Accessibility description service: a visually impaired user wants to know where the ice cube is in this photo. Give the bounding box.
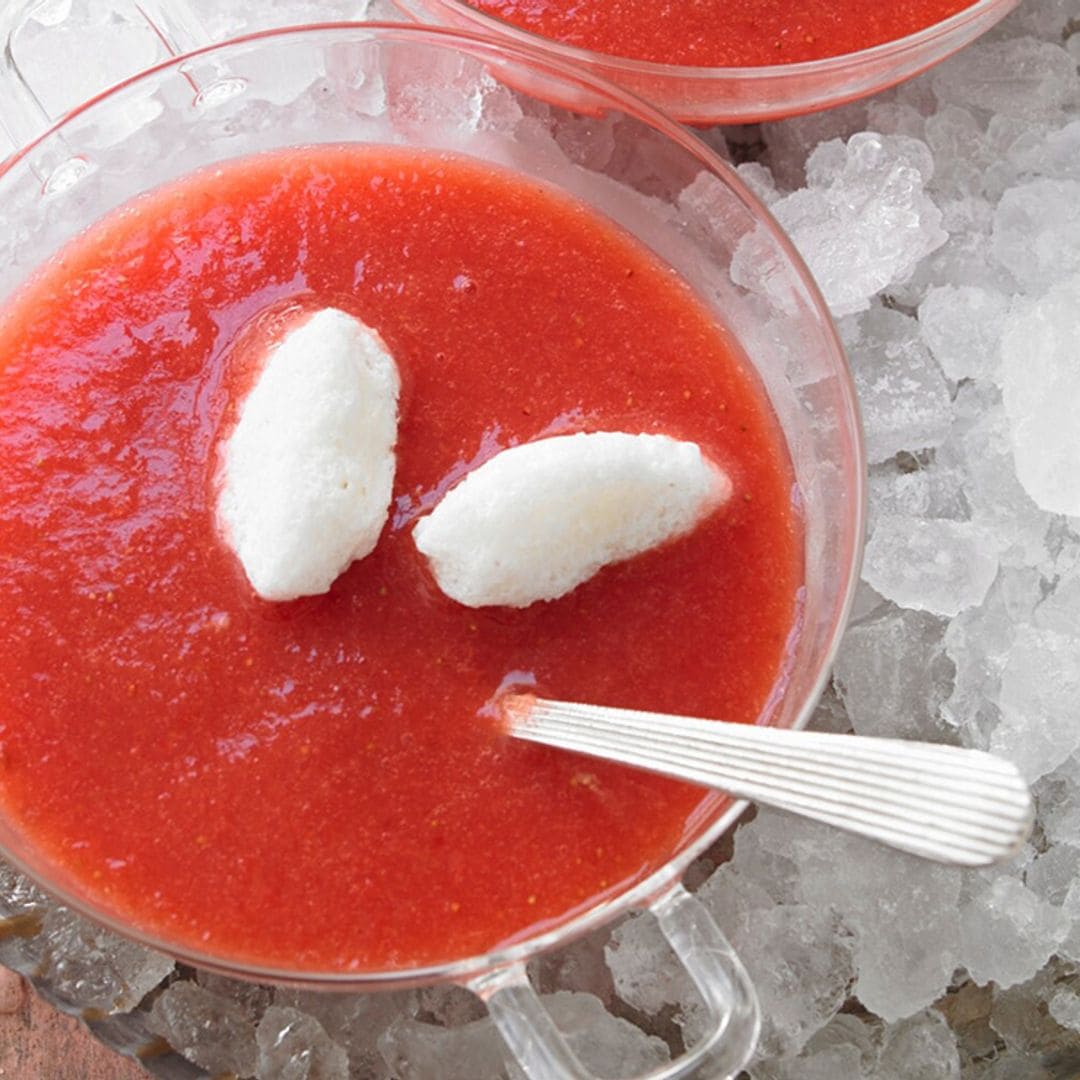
[958,876,1069,989]
[862,516,998,618]
[848,307,954,463]
[866,102,927,140]
[866,458,968,532]
[875,1010,961,1079]
[937,195,995,239]
[993,623,1080,780]
[256,1005,349,1080]
[982,113,1060,203]
[811,681,856,735]
[849,581,890,629]
[761,102,871,189]
[932,38,1076,120]
[196,970,272,1022]
[795,831,962,1021]
[380,992,669,1080]
[918,284,1007,382]
[1005,0,1080,40]
[277,989,417,1080]
[732,162,780,207]
[541,991,670,1077]
[551,112,618,172]
[762,134,946,317]
[1032,560,1080,634]
[378,1015,507,1080]
[721,814,804,907]
[148,981,259,1077]
[1035,756,1080,852]
[1048,989,1080,1032]
[1005,118,1080,183]
[993,180,1080,294]
[975,1048,1058,1077]
[194,0,380,39]
[989,959,1080,1054]
[833,607,955,740]
[37,907,173,1015]
[900,225,1018,301]
[0,861,51,917]
[941,577,1017,749]
[10,0,164,120]
[605,912,707,1046]
[999,274,1080,516]
[749,1015,877,1080]
[698,868,855,1059]
[936,386,1052,567]
[1025,842,1080,916]
[924,107,990,199]
[719,810,960,1023]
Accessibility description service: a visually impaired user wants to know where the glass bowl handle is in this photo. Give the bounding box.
[0,0,238,188]
[468,883,761,1080]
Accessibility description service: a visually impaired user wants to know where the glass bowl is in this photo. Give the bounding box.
[0,12,864,1078]
[394,0,1022,124]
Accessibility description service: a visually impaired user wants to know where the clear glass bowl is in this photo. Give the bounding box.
[394,0,1021,124]
[0,14,864,1078]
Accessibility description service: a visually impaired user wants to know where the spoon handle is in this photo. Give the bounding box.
[505,695,1033,867]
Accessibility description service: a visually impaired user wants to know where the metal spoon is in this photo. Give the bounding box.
[504,694,1033,867]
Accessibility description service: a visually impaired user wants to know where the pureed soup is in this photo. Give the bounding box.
[462,0,978,66]
[0,146,801,972]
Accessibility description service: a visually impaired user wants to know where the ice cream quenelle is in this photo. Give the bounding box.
[217,308,400,602]
[414,431,731,608]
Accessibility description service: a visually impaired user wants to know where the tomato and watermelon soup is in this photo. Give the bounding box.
[461,0,978,66]
[0,146,801,973]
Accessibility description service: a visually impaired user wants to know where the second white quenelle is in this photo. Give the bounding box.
[414,431,731,608]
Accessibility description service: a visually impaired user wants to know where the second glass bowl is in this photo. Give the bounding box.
[394,0,1021,124]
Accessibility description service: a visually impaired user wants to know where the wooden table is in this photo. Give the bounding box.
[0,969,145,1079]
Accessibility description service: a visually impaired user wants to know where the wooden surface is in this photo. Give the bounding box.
[0,968,146,1080]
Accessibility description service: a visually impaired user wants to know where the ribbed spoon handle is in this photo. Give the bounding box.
[505,696,1033,867]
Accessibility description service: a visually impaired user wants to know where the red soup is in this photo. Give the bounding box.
[0,146,801,972]
[462,0,978,67]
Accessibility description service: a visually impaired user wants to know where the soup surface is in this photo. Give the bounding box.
[0,146,801,971]
[462,0,977,66]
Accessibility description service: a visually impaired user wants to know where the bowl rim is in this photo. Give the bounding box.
[0,19,866,990]
[392,0,1017,81]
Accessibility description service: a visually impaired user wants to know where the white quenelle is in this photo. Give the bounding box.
[218,308,400,602]
[413,431,731,609]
